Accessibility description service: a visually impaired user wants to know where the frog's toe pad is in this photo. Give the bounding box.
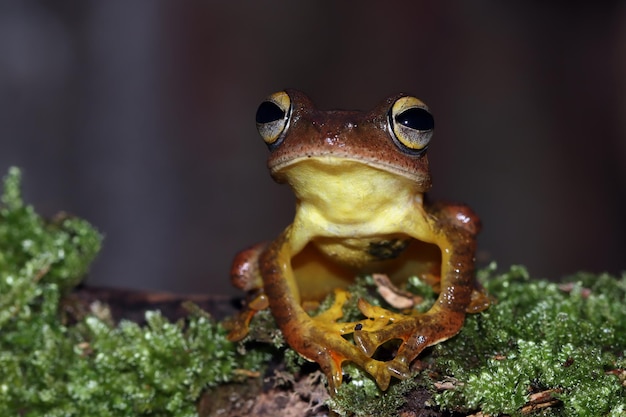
[387,358,410,380]
[364,360,392,391]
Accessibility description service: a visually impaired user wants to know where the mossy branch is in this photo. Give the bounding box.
[0,168,271,416]
[0,167,624,416]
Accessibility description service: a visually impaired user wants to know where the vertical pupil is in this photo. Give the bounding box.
[395,108,434,131]
[256,101,285,124]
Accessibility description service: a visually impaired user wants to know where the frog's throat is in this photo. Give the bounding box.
[276,157,428,236]
[270,155,432,192]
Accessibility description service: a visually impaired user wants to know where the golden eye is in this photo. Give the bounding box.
[256,91,292,147]
[389,96,434,154]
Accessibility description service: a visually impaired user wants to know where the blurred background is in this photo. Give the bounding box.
[1,1,625,295]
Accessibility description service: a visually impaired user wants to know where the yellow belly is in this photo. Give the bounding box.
[313,235,411,269]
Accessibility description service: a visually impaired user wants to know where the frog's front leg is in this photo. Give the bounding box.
[260,228,397,392]
[354,202,489,377]
[226,242,270,341]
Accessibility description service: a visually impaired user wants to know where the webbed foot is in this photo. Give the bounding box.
[353,298,466,374]
[283,289,413,392]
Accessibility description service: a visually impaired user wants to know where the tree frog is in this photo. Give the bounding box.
[228,90,489,393]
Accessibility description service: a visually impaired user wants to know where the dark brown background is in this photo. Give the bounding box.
[1,1,625,295]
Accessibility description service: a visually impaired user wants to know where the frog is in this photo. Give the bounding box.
[228,89,489,393]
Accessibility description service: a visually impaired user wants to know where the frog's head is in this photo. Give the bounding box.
[255,89,434,194]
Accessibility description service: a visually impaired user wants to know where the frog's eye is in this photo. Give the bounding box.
[389,96,434,155]
[256,91,292,148]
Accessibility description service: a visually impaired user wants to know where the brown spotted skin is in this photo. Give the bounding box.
[228,90,490,393]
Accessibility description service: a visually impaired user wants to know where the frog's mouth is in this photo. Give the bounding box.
[270,153,432,192]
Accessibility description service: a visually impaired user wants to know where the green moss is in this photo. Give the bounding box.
[0,168,272,416]
[327,364,420,417]
[0,167,102,329]
[433,264,626,416]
